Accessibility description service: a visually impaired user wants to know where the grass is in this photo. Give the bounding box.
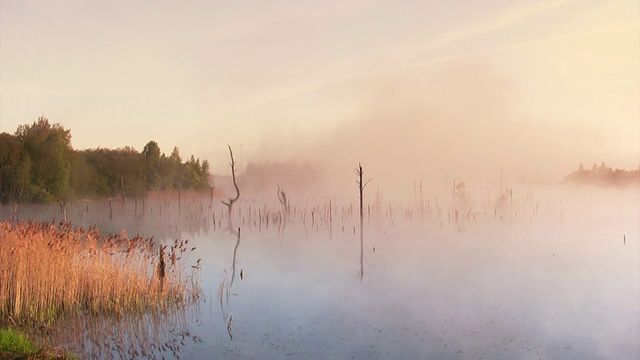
[0,326,74,359]
[0,220,201,326]
[0,327,34,354]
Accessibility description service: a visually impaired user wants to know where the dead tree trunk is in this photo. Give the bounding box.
[356,163,371,282]
[221,145,240,232]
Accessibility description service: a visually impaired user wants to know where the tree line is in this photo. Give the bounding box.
[564,162,640,187]
[0,117,211,204]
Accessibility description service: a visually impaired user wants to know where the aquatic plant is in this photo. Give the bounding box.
[0,220,201,326]
[0,326,74,359]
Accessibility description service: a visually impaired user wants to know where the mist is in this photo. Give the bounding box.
[233,57,634,201]
[2,2,638,359]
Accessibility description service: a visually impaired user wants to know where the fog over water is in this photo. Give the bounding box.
[238,57,638,201]
[1,0,638,358]
[3,183,638,359]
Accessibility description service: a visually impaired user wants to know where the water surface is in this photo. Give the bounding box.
[3,186,638,359]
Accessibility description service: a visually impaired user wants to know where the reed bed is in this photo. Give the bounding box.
[0,220,201,326]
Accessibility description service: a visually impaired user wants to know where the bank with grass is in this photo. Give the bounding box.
[0,326,74,359]
[0,220,202,357]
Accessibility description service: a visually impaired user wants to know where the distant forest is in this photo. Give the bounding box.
[0,117,211,204]
[564,162,640,187]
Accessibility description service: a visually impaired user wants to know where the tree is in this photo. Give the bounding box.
[221,145,240,232]
[164,147,186,190]
[83,148,117,197]
[115,147,145,198]
[142,141,161,161]
[142,141,161,190]
[15,117,72,202]
[170,146,182,163]
[67,150,98,199]
[0,133,30,203]
[3,118,216,202]
[186,156,210,190]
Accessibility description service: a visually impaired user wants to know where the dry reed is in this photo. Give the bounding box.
[0,220,201,326]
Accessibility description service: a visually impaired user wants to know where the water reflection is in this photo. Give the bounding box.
[40,304,198,359]
[0,193,217,239]
[230,227,241,288]
[1,185,639,359]
[217,226,242,335]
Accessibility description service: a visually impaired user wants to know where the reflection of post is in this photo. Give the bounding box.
[221,145,240,232]
[356,163,371,282]
[329,199,333,240]
[277,185,290,223]
[218,270,230,319]
[230,227,241,288]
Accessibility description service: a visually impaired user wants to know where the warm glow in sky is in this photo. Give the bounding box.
[1,0,638,182]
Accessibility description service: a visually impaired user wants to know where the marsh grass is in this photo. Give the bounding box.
[0,220,201,327]
[0,326,73,359]
[0,327,35,354]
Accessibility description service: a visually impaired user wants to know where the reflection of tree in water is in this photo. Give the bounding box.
[218,227,241,340]
[218,270,231,320]
[0,193,217,240]
[230,227,241,288]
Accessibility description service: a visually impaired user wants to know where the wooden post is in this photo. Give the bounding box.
[356,163,371,282]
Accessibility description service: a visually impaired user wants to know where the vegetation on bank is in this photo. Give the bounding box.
[0,117,211,204]
[0,327,74,359]
[564,162,640,187]
[0,221,201,327]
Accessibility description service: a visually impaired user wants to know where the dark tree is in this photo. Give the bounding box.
[14,117,72,202]
[2,118,214,203]
[0,133,30,203]
[142,141,161,190]
[221,145,240,232]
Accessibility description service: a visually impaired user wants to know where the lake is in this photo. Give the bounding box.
[2,184,638,359]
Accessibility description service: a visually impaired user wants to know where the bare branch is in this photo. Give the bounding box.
[228,145,240,203]
[364,178,373,189]
[220,145,241,231]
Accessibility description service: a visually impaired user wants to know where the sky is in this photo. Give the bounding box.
[1,0,638,188]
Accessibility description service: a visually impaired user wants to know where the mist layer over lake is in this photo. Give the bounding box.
[2,185,638,359]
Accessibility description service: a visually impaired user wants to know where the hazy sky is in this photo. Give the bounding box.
[1,0,638,183]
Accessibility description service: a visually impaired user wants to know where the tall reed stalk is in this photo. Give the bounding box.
[0,221,200,326]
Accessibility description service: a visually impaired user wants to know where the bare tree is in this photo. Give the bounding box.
[356,163,372,282]
[221,145,240,231]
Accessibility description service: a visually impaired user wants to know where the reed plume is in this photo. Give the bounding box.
[0,221,200,326]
